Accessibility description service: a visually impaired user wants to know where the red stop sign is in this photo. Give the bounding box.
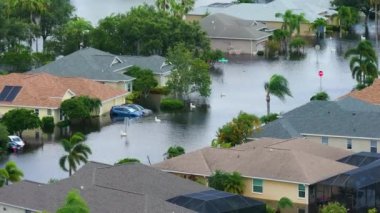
[318,70,324,77]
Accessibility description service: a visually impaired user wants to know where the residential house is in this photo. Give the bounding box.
[154,137,356,212]
[0,73,128,123]
[187,0,336,36]
[0,162,266,213]
[253,99,380,153]
[120,55,172,86]
[199,13,272,55]
[31,47,134,91]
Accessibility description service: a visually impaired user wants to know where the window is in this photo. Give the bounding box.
[347,139,352,150]
[371,140,378,153]
[322,136,328,145]
[47,109,52,116]
[298,184,306,198]
[34,109,39,116]
[252,179,263,193]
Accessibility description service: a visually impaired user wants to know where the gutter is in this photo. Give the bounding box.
[301,133,380,141]
[0,201,41,213]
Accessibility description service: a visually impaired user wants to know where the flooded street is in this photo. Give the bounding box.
[0,37,357,182]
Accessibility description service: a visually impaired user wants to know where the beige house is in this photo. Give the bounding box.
[253,97,380,154]
[199,13,271,55]
[0,73,128,123]
[188,0,337,36]
[154,137,356,212]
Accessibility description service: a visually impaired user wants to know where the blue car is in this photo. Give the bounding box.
[110,105,143,117]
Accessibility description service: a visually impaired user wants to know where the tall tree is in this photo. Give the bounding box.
[336,6,359,35]
[59,132,92,176]
[125,66,158,98]
[344,40,378,86]
[166,43,211,99]
[264,74,292,115]
[0,161,24,187]
[1,108,40,138]
[57,189,90,213]
[208,170,245,195]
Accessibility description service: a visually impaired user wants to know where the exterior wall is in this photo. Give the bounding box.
[210,38,266,55]
[242,178,309,205]
[265,21,313,36]
[185,14,204,22]
[0,106,60,123]
[0,204,31,213]
[100,95,127,115]
[102,81,133,92]
[304,135,378,153]
[154,74,169,86]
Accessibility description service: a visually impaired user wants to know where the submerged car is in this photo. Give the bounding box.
[124,104,152,116]
[8,135,25,150]
[110,105,144,117]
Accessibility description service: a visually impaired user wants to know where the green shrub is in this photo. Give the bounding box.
[260,113,279,124]
[321,202,347,213]
[115,158,140,165]
[310,91,330,101]
[56,120,70,128]
[160,98,184,111]
[326,25,340,32]
[369,208,378,213]
[126,91,141,103]
[164,145,185,159]
[257,50,264,56]
[41,116,55,134]
[150,86,171,95]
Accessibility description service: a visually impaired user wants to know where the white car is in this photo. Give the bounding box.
[8,135,25,150]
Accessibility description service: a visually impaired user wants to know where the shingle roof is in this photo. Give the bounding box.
[343,79,380,105]
[120,55,172,75]
[0,73,128,108]
[0,162,210,213]
[254,100,380,139]
[200,13,271,40]
[190,0,335,23]
[154,138,356,184]
[31,47,134,82]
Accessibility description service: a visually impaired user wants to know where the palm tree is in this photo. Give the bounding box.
[0,161,24,186]
[164,145,185,159]
[264,74,292,116]
[311,18,328,39]
[345,40,378,86]
[224,172,245,195]
[59,132,92,176]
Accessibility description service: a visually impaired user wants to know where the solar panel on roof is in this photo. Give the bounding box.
[4,86,22,102]
[0,86,13,101]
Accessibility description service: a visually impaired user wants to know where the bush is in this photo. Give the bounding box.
[160,98,185,111]
[257,50,264,56]
[310,91,330,101]
[260,113,279,124]
[126,91,141,103]
[0,124,9,153]
[320,202,347,213]
[165,145,185,159]
[150,86,171,95]
[41,116,55,134]
[326,25,340,32]
[208,170,245,194]
[115,158,140,165]
[56,120,70,128]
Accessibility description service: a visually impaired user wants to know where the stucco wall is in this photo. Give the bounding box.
[265,21,313,36]
[305,135,376,153]
[101,96,126,115]
[103,81,133,92]
[242,178,309,205]
[185,14,204,22]
[0,106,60,123]
[210,38,265,55]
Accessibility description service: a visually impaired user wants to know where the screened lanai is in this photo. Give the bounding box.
[311,153,380,213]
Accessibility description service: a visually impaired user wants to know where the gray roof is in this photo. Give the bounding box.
[120,55,172,75]
[31,47,134,82]
[0,162,211,213]
[200,13,271,40]
[190,0,335,23]
[254,99,380,139]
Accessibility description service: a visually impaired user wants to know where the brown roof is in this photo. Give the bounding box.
[0,73,128,108]
[154,138,357,184]
[344,79,380,105]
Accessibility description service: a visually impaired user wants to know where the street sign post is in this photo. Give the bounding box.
[318,70,324,91]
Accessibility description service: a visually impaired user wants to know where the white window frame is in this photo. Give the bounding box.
[252,179,263,194]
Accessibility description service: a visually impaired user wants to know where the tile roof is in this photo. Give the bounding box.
[31,47,135,82]
[344,79,380,105]
[0,162,209,213]
[190,0,335,22]
[154,138,356,184]
[253,100,380,139]
[0,73,128,108]
[200,13,271,40]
